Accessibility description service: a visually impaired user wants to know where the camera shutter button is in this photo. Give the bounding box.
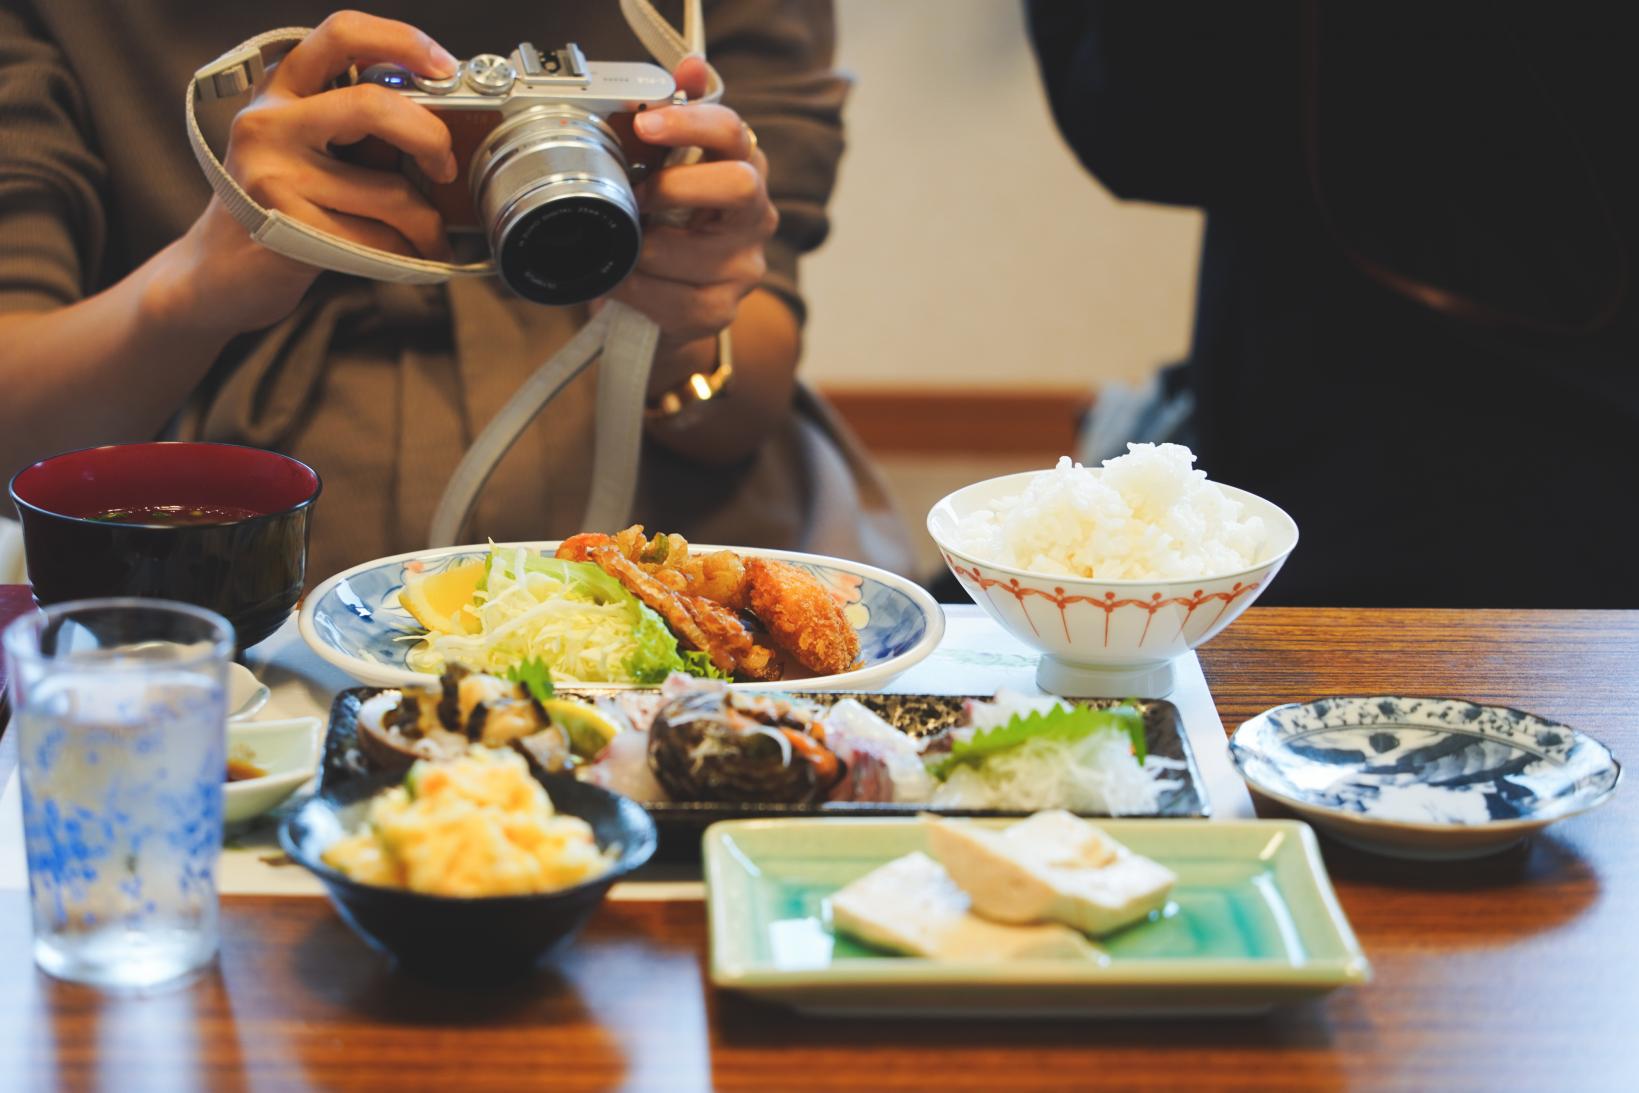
[464,54,516,95]
[412,67,464,94]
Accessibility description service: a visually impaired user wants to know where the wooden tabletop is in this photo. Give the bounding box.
[1,607,1633,1092]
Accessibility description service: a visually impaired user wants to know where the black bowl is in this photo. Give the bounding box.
[9,442,320,650]
[279,769,658,981]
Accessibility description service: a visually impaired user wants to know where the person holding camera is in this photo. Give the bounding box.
[0,3,910,583]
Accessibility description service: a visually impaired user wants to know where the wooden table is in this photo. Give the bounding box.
[1,608,1633,1091]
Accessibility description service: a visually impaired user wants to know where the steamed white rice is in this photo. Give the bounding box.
[954,444,1265,580]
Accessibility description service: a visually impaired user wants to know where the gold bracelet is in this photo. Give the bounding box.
[643,330,735,424]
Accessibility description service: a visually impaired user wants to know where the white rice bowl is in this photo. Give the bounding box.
[953,444,1266,581]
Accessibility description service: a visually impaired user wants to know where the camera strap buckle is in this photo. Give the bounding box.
[193,45,266,102]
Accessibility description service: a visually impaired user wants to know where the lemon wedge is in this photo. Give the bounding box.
[401,561,485,635]
[540,699,622,758]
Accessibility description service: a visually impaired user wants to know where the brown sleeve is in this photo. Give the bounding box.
[0,1,108,313]
[704,0,848,326]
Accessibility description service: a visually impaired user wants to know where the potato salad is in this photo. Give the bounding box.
[323,747,610,897]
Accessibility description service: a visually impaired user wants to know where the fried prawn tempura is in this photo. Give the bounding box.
[559,527,855,679]
[744,558,860,676]
[583,544,719,667]
[561,527,748,607]
[681,594,781,682]
[561,539,780,681]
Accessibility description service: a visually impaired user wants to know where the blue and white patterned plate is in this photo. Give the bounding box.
[1230,696,1621,860]
[298,541,944,692]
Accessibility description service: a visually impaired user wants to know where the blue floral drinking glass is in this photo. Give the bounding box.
[2,599,232,989]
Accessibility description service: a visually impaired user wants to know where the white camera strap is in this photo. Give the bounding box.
[183,0,718,545]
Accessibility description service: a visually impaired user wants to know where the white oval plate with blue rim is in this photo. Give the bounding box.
[1230,696,1621,860]
[298,541,944,692]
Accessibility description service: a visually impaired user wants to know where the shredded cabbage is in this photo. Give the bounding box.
[929,728,1164,815]
[404,546,724,684]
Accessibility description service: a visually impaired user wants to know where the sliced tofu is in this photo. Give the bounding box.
[828,852,1101,961]
[923,811,1176,937]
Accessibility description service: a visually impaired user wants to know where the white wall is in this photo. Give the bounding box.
[802,0,1204,390]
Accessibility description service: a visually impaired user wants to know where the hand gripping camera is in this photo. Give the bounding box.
[355,43,680,305]
[186,3,720,548]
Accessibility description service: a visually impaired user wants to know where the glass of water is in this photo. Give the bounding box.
[2,598,233,989]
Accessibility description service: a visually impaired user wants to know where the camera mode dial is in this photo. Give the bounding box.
[464,54,516,96]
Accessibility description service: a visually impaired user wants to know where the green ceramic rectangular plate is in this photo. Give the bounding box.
[704,818,1369,1018]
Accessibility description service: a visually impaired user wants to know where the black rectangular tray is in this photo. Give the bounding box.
[321,687,1209,849]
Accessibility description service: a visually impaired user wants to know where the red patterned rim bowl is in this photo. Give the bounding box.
[926,471,1299,698]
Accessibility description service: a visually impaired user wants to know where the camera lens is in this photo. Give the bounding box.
[496,194,640,305]
[471,107,642,305]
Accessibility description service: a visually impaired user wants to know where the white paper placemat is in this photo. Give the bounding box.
[0,607,1251,899]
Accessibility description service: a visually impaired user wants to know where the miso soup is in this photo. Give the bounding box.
[86,504,262,526]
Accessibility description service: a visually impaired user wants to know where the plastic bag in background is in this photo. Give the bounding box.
[1076,361,1196,467]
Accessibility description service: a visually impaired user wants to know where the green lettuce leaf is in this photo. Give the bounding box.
[928,703,1147,779]
[519,553,728,683]
[519,553,626,601]
[679,648,730,681]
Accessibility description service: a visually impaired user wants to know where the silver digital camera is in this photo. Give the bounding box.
[355,43,679,305]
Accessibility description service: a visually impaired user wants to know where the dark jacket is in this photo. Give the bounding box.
[1030,1,1639,606]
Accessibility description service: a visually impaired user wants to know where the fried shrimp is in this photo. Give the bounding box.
[686,596,781,681]
[744,558,860,676]
[559,527,849,680]
[555,533,615,563]
[690,549,750,608]
[560,526,749,607]
[586,546,725,672]
[586,545,779,680]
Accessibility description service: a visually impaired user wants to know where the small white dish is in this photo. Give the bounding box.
[224,716,323,826]
[226,661,271,722]
[1230,696,1622,860]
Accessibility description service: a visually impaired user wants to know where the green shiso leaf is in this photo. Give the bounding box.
[504,658,556,702]
[928,702,1147,779]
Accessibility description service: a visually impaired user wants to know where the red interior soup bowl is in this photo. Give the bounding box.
[9,442,321,649]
